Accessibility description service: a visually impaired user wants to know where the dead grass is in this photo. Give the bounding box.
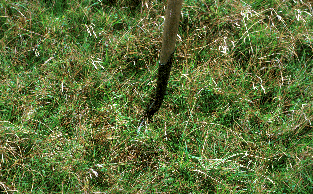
[0,0,312,193]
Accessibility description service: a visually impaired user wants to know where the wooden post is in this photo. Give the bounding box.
[143,0,183,121]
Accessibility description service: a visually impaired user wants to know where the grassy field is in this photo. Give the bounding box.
[1,0,312,193]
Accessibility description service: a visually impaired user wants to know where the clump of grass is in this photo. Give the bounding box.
[0,0,312,192]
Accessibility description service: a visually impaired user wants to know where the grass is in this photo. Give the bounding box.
[0,0,312,193]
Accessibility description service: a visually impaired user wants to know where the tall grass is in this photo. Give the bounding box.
[0,0,312,192]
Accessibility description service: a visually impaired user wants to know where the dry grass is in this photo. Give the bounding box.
[0,0,312,193]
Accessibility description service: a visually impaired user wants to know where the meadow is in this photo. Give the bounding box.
[0,0,312,192]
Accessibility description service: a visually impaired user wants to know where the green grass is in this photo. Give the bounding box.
[0,0,312,192]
